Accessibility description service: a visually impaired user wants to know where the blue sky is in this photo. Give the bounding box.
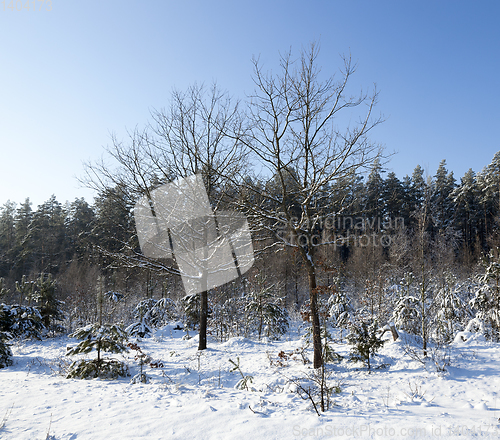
[1,0,499,208]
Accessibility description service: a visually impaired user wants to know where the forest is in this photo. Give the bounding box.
[1,46,500,378]
[1,152,500,351]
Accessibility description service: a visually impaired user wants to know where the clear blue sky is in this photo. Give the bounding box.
[1,0,499,208]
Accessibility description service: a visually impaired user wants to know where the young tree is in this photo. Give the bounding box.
[82,84,247,351]
[245,276,289,340]
[470,249,500,341]
[66,323,129,379]
[348,319,384,371]
[236,43,382,368]
[35,273,65,334]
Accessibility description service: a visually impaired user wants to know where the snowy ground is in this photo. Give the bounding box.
[1,324,500,439]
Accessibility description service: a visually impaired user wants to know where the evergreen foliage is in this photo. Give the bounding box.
[66,323,129,379]
[432,273,470,344]
[0,303,44,339]
[348,320,384,371]
[0,330,13,368]
[34,273,65,334]
[126,298,177,337]
[245,278,289,340]
[469,250,500,341]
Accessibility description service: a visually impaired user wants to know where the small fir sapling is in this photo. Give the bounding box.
[66,279,129,379]
[182,294,212,332]
[245,278,289,340]
[126,298,178,337]
[34,273,65,335]
[348,320,385,371]
[66,323,129,379]
[1,303,44,339]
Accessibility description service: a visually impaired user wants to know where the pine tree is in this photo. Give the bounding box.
[348,319,384,371]
[364,158,386,222]
[383,172,405,222]
[392,272,421,335]
[433,272,469,343]
[35,273,65,334]
[245,278,289,340]
[451,169,482,263]
[0,201,16,277]
[65,198,95,262]
[431,160,456,232]
[469,249,500,341]
[11,198,33,279]
[26,196,67,274]
[0,331,12,368]
[126,297,177,337]
[0,303,44,339]
[477,151,500,242]
[327,288,353,330]
[66,323,129,379]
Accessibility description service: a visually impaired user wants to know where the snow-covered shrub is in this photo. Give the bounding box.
[245,280,289,340]
[469,250,500,341]
[392,272,421,335]
[66,323,129,379]
[327,289,354,329]
[0,303,44,339]
[432,273,470,344]
[0,331,13,368]
[126,298,178,337]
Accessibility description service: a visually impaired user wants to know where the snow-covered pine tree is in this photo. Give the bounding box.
[347,319,384,371]
[327,287,353,330]
[392,272,421,335]
[432,272,470,344]
[0,303,44,339]
[245,278,289,340]
[0,330,12,368]
[126,298,178,337]
[469,249,500,341]
[35,273,65,335]
[66,323,129,379]
[182,293,201,331]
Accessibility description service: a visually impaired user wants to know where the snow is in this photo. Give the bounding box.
[1,324,500,439]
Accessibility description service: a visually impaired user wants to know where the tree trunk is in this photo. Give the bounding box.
[198,290,208,350]
[307,263,323,369]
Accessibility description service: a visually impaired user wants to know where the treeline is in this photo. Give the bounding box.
[0,151,499,308]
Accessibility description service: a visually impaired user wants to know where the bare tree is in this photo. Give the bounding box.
[236,43,382,368]
[82,83,248,350]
